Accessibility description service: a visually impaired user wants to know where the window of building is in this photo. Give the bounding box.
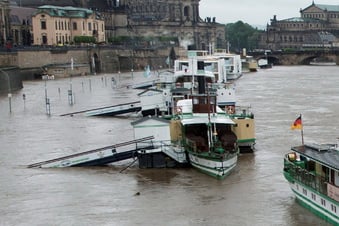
[55,21,57,30]
[321,199,326,206]
[184,6,190,19]
[41,21,46,30]
[42,34,47,44]
[73,22,77,30]
[88,22,92,31]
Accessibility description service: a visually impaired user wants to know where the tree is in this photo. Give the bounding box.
[74,36,96,44]
[226,21,263,53]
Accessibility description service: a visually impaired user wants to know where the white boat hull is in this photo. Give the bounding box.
[188,152,237,179]
[288,181,339,224]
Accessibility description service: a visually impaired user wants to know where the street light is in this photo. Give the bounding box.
[0,69,12,113]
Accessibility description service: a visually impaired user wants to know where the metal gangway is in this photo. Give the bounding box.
[27,136,154,168]
[60,101,142,117]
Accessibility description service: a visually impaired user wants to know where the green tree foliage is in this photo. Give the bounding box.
[73,36,96,44]
[226,21,262,53]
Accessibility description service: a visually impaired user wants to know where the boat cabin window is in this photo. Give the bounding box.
[306,160,315,172]
[197,61,204,70]
[176,62,189,72]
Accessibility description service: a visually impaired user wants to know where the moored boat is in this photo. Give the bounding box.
[242,56,258,72]
[132,69,239,179]
[176,97,238,179]
[283,143,339,225]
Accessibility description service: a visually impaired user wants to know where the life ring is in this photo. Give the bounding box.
[227,106,235,114]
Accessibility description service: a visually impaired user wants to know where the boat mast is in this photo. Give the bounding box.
[206,81,213,151]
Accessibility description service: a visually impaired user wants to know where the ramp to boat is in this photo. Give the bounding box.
[27,136,154,168]
[60,101,142,117]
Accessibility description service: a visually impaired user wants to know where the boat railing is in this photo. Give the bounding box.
[160,140,187,163]
[234,106,254,118]
[284,157,329,196]
[185,138,197,152]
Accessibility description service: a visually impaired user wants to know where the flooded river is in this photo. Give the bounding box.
[1,66,337,226]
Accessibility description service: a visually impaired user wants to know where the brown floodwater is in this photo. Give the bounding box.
[1,66,337,226]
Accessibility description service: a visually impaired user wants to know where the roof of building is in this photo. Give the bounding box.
[12,0,113,9]
[32,5,97,18]
[9,6,35,25]
[12,0,79,7]
[279,17,325,23]
[315,4,339,12]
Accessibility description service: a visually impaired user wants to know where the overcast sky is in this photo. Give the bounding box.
[199,0,332,27]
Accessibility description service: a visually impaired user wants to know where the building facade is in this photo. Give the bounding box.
[260,2,339,50]
[9,5,35,46]
[31,5,105,45]
[0,0,10,46]
[15,0,226,51]
[121,0,226,50]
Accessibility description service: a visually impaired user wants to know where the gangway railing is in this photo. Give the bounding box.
[60,101,141,117]
[27,136,154,168]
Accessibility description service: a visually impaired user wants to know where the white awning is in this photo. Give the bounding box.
[181,116,234,125]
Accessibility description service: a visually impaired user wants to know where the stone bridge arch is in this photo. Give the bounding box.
[251,50,339,65]
[297,52,338,65]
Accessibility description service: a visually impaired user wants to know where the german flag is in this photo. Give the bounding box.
[291,115,302,130]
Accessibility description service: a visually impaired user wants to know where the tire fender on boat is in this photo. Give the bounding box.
[227,106,235,114]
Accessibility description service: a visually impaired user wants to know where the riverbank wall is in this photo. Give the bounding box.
[0,46,182,93]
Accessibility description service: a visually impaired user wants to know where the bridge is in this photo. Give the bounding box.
[249,49,339,65]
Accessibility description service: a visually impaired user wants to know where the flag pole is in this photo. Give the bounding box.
[300,114,304,145]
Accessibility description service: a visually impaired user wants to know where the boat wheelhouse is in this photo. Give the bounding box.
[283,143,339,225]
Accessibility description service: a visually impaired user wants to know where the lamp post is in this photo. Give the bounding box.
[69,57,74,105]
[0,69,12,113]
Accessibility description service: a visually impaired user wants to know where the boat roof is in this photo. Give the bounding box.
[131,116,169,126]
[137,88,163,96]
[181,116,234,125]
[291,144,339,171]
[174,71,215,79]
